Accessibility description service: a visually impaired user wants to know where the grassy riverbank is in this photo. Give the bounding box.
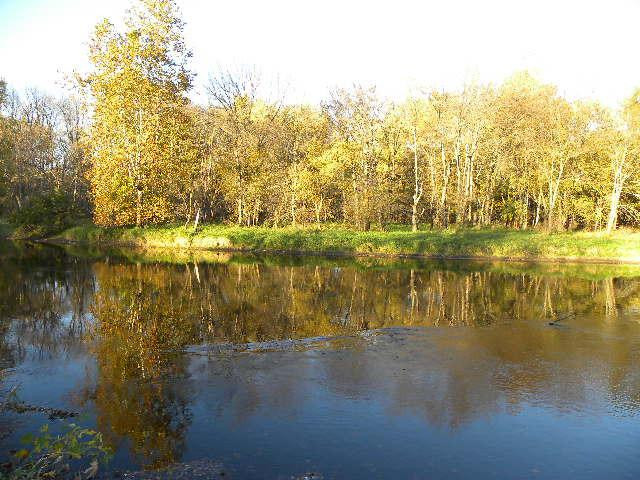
[52,224,640,263]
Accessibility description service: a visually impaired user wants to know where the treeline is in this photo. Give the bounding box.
[1,0,639,233]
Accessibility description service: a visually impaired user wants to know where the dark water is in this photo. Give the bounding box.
[1,241,640,479]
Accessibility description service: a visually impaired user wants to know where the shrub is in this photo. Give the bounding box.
[9,191,80,237]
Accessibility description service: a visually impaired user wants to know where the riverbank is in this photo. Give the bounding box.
[51,224,640,263]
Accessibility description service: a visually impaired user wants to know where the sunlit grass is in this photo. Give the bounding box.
[55,224,640,263]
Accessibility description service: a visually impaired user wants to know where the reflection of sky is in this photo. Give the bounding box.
[3,325,640,479]
[186,388,640,479]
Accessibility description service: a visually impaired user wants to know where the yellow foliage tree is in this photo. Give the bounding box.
[84,0,197,227]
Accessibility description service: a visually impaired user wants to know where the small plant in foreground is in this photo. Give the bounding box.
[1,423,112,480]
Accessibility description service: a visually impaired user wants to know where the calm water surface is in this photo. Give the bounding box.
[1,241,640,479]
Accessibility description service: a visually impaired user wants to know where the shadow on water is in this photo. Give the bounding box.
[1,240,640,479]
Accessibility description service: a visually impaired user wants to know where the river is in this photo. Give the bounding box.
[1,241,639,479]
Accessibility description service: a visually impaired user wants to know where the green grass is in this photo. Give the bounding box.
[53,223,640,263]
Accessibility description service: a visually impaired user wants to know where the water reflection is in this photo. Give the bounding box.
[1,242,640,478]
[89,257,640,342]
[0,242,93,367]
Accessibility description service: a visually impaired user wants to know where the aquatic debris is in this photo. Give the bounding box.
[118,459,226,479]
[1,385,78,420]
[2,400,78,420]
[547,312,576,327]
[294,473,324,480]
[183,327,417,356]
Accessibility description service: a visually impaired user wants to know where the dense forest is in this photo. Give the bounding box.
[1,0,639,234]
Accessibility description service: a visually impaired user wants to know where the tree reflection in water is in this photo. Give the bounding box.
[1,243,640,471]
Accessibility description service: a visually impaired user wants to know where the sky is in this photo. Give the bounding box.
[1,0,639,106]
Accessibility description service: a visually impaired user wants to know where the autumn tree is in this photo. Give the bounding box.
[84,0,197,227]
[205,69,285,226]
[0,79,10,208]
[606,89,640,232]
[324,86,385,230]
[276,105,330,225]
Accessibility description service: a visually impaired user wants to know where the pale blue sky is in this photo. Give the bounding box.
[1,0,639,106]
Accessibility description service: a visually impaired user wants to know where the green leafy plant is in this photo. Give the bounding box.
[1,423,112,480]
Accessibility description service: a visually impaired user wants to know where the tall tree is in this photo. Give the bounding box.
[324,86,384,230]
[84,0,196,226]
[606,89,640,233]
